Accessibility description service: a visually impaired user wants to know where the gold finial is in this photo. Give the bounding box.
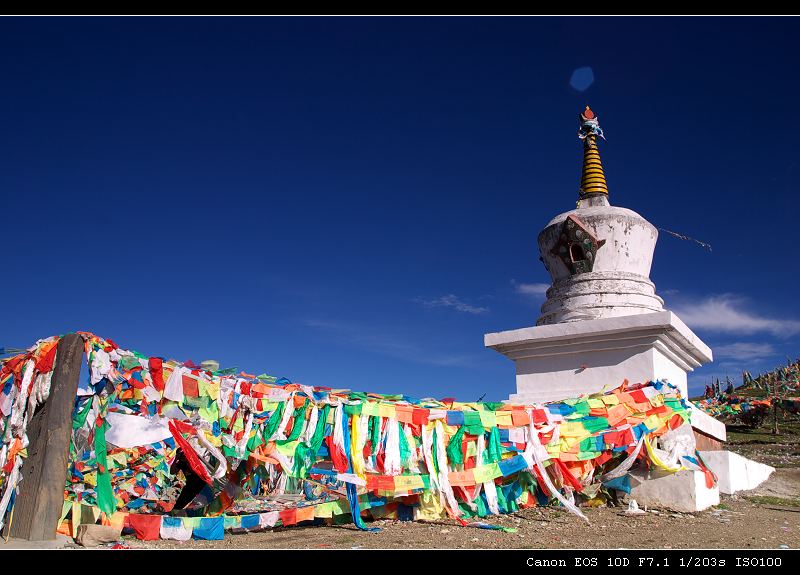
[578,106,608,199]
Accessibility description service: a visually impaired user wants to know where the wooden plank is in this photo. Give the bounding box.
[8,333,83,540]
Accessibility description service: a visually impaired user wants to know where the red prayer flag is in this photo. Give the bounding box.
[148,357,165,392]
[127,514,161,541]
[411,408,430,426]
[182,375,199,397]
[279,508,298,526]
[377,475,395,491]
[531,409,548,424]
[592,450,613,467]
[35,343,58,374]
[555,459,584,492]
[168,421,212,484]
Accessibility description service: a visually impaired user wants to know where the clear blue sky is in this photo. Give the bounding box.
[2,17,797,401]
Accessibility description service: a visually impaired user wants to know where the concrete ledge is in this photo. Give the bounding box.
[689,402,727,442]
[485,311,712,368]
[699,450,775,495]
[488,311,715,403]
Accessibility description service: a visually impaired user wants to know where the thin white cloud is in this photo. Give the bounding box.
[672,294,800,337]
[511,280,550,296]
[713,342,778,361]
[302,319,478,367]
[414,294,488,315]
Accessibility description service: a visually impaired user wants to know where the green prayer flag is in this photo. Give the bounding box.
[246,429,264,452]
[463,411,484,434]
[369,415,380,454]
[73,398,93,430]
[431,428,440,475]
[309,405,330,453]
[481,402,505,411]
[343,403,363,416]
[292,442,315,477]
[262,401,286,441]
[398,422,411,467]
[93,420,116,517]
[286,402,309,442]
[485,427,502,463]
[446,425,465,466]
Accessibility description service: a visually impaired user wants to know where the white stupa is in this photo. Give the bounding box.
[484,107,774,510]
[485,106,723,442]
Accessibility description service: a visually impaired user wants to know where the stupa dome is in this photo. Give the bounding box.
[536,107,664,325]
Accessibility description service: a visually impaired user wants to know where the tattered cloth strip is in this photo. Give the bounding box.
[2,333,697,540]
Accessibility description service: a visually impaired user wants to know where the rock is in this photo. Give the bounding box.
[75,524,122,547]
[625,500,646,515]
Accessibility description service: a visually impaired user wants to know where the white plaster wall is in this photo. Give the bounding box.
[538,272,664,325]
[490,312,712,405]
[652,347,688,398]
[539,205,658,283]
[535,200,666,325]
[510,347,658,404]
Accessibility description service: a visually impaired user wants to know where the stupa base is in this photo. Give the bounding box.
[486,311,726,443]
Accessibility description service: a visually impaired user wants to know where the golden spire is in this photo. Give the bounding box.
[578,106,608,199]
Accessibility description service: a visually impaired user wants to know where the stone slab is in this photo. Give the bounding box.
[629,469,719,513]
[699,450,775,495]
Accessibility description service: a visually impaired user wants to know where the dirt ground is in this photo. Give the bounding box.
[116,465,799,550]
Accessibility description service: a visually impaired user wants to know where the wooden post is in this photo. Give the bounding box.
[8,333,83,540]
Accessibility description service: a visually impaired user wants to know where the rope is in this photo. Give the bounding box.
[657,227,713,252]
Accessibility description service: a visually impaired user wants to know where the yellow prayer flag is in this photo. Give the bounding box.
[465,441,477,458]
[479,411,497,428]
[559,422,589,439]
[601,394,620,406]
[109,511,128,531]
[473,463,501,484]
[494,412,513,426]
[361,402,379,417]
[415,491,446,521]
[313,502,336,518]
[643,414,663,431]
[393,475,425,491]
[378,403,395,419]
[275,440,300,456]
